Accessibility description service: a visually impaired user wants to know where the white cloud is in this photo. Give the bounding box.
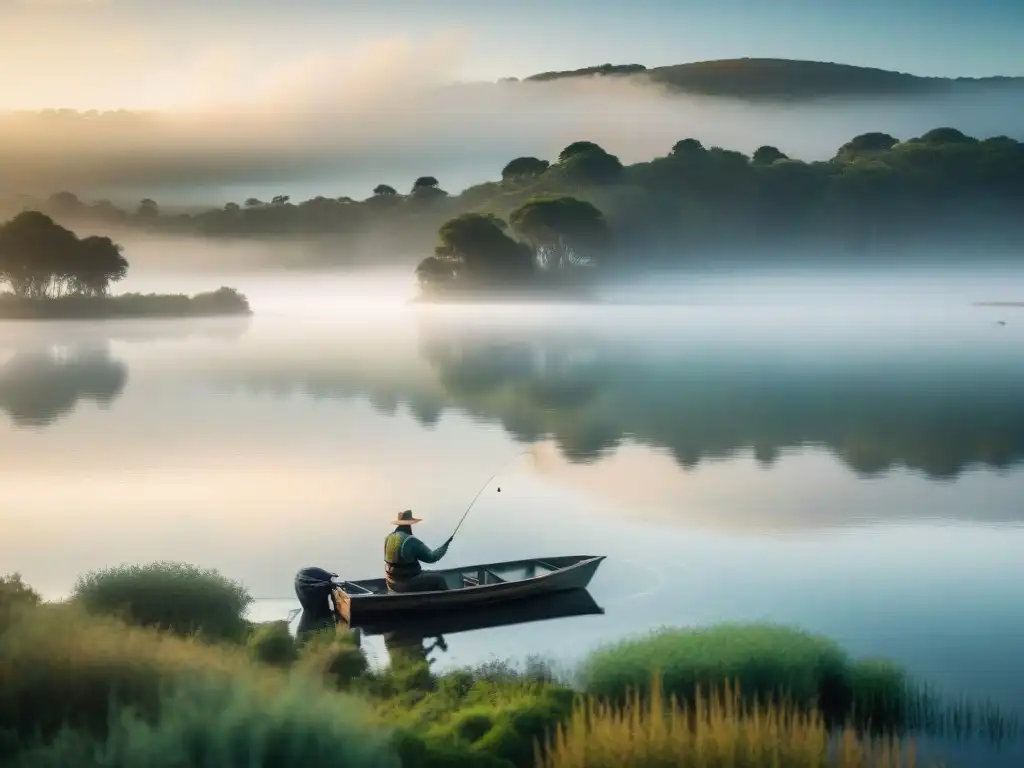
[0,31,1020,198]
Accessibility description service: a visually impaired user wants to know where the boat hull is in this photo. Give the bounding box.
[333,555,605,623]
[345,588,604,636]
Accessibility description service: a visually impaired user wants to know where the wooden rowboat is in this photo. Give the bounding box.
[331,555,605,623]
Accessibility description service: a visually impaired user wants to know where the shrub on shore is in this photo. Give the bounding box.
[578,623,914,731]
[0,573,41,627]
[3,569,1018,767]
[297,629,369,689]
[0,603,397,766]
[248,620,299,667]
[8,677,400,768]
[71,561,253,642]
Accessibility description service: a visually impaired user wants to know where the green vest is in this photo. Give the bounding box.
[384,531,422,583]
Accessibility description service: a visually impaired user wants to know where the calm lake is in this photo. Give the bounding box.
[2,267,1023,758]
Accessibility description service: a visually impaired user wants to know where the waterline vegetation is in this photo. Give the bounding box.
[0,564,1018,767]
[0,211,251,320]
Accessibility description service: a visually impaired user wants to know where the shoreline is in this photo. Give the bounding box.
[0,289,253,322]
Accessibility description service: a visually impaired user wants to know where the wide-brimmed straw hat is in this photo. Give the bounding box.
[390,509,423,526]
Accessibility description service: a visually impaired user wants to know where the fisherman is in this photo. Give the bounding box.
[384,509,452,593]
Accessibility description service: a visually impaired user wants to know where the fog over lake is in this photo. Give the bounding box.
[2,265,1023,761]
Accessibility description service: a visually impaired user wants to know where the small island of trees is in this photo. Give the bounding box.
[0,211,251,320]
[414,196,611,300]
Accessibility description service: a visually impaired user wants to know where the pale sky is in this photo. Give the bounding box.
[1,0,1022,110]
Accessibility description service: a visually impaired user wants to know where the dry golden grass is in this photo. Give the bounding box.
[538,676,938,768]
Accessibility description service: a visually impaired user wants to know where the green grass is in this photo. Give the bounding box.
[8,677,400,768]
[0,602,399,766]
[296,629,369,690]
[576,623,1017,741]
[371,664,575,768]
[539,677,932,768]
[248,621,299,667]
[71,561,253,642]
[3,568,1019,767]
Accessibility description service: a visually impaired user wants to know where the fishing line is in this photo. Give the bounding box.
[598,557,668,604]
[253,448,537,607]
[449,448,534,541]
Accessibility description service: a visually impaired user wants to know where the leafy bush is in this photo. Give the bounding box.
[0,604,396,766]
[578,623,904,729]
[71,561,252,642]
[10,677,399,768]
[297,630,369,689]
[0,573,41,634]
[247,621,298,667]
[375,666,575,768]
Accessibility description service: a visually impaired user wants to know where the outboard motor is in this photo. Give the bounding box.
[294,567,339,639]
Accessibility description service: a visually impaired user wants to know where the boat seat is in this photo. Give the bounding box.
[463,569,506,588]
[482,569,506,584]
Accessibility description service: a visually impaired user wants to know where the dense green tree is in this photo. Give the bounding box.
[558,141,606,164]
[412,176,439,192]
[670,138,705,156]
[136,198,159,219]
[73,236,129,295]
[509,196,611,270]
[560,149,624,185]
[752,145,788,165]
[372,184,397,197]
[410,176,448,201]
[0,212,129,298]
[415,213,534,294]
[915,127,976,146]
[834,132,899,161]
[501,156,550,181]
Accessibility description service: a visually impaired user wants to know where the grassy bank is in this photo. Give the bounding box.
[579,624,917,730]
[1,565,1017,767]
[0,287,251,320]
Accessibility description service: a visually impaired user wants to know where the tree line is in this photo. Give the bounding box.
[8,126,1024,267]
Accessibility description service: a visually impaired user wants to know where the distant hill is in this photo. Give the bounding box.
[521,58,1024,100]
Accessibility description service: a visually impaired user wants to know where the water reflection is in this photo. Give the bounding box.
[0,343,128,428]
[223,312,1024,481]
[343,590,605,673]
[0,317,251,429]
[414,317,1024,479]
[2,308,1022,741]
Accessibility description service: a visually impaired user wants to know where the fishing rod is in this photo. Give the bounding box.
[447,449,533,543]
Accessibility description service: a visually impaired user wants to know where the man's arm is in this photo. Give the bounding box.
[404,535,450,564]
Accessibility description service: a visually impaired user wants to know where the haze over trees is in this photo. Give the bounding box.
[5,126,1024,273]
[0,212,251,318]
[0,212,128,298]
[414,194,612,296]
